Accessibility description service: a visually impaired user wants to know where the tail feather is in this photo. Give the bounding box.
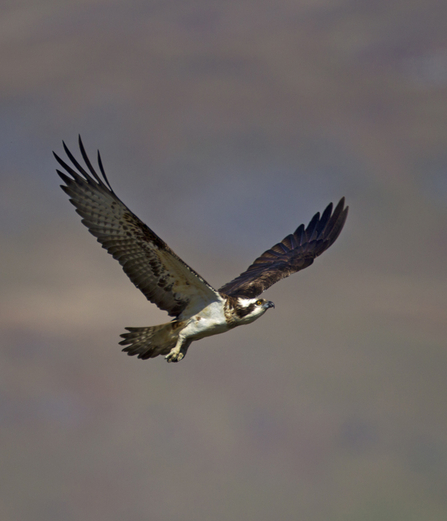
[119,321,184,360]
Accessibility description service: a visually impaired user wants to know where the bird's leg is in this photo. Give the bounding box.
[165,337,191,363]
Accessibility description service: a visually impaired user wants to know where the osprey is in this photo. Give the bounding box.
[55,137,348,363]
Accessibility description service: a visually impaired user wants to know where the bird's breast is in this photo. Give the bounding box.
[182,301,231,340]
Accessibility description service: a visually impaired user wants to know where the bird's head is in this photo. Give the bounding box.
[234,297,275,324]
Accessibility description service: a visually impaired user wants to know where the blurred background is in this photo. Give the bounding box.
[1,1,447,520]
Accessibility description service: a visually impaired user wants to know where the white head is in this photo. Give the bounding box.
[234,297,275,324]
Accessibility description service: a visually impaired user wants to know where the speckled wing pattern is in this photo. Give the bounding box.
[55,137,221,318]
[219,198,348,299]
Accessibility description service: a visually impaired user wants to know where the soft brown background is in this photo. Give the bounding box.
[1,1,447,520]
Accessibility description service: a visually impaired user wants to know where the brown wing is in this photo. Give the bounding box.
[55,136,221,318]
[219,198,348,299]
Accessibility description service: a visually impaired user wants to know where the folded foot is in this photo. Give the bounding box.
[165,350,184,363]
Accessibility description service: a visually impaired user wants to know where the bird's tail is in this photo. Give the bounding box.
[119,321,186,360]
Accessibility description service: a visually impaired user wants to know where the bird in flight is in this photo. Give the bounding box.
[55,137,348,363]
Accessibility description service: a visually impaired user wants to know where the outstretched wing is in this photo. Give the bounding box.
[219,198,348,298]
[55,136,221,318]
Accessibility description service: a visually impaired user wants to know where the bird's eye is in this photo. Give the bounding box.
[256,300,263,306]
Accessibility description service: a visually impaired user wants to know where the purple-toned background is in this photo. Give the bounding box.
[1,2,447,520]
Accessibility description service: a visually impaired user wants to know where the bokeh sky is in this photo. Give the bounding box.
[1,1,447,520]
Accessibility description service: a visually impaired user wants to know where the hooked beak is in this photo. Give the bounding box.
[265,301,275,309]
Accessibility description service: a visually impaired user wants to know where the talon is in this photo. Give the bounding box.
[165,351,184,363]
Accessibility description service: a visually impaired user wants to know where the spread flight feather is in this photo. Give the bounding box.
[55,138,220,319]
[219,197,348,298]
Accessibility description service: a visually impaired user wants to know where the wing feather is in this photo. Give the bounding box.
[56,136,221,318]
[219,198,348,298]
